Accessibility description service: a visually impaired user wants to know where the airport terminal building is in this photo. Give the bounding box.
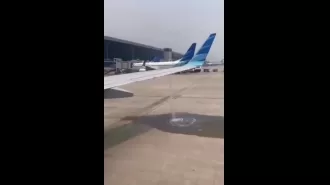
[104,36,183,61]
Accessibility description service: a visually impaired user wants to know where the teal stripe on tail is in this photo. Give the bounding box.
[187,33,216,67]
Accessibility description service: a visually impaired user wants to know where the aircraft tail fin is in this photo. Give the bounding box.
[179,43,196,62]
[187,33,216,67]
[152,56,161,62]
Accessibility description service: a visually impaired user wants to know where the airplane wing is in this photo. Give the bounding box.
[104,64,195,90]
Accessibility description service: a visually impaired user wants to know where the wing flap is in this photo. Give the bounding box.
[104,87,134,99]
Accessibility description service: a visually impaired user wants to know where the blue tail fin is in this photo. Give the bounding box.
[152,56,161,62]
[187,33,216,67]
[179,43,196,62]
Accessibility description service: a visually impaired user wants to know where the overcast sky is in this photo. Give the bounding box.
[104,0,224,61]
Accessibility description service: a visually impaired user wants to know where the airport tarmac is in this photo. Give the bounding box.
[104,71,224,185]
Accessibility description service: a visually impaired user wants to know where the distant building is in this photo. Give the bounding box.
[163,48,172,61]
[104,36,182,61]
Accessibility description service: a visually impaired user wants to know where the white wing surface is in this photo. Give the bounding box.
[104,65,194,90]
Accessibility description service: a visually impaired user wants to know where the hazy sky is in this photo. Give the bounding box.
[104,0,224,61]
